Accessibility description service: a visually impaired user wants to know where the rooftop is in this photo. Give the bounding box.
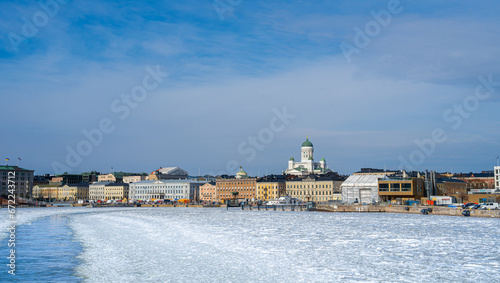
[131,179,206,185]
[105,183,129,187]
[0,165,34,171]
[355,168,396,174]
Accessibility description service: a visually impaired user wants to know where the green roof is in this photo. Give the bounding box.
[0,165,33,171]
[320,157,326,162]
[301,138,313,147]
[289,156,295,161]
[308,157,313,160]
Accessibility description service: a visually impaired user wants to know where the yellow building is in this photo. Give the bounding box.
[33,184,59,201]
[216,168,256,203]
[378,177,425,204]
[286,176,341,203]
[98,173,117,183]
[256,180,286,201]
[200,182,218,203]
[58,183,90,201]
[104,183,129,200]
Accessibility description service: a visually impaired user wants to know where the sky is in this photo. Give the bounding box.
[1,0,499,176]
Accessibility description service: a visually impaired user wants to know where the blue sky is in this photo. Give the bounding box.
[1,0,499,176]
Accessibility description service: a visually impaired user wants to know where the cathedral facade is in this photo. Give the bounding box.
[285,137,331,176]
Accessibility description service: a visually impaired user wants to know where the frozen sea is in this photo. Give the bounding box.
[1,207,499,282]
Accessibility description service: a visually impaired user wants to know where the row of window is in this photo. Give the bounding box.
[379,188,412,192]
[287,184,333,189]
[289,190,332,196]
[1,172,31,176]
[1,182,25,186]
[220,193,253,197]
[218,182,254,186]
[219,189,253,192]
[379,183,412,189]
[2,177,27,181]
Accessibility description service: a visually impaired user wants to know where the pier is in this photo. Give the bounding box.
[240,204,310,211]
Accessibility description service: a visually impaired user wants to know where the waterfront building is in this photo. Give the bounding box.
[285,137,331,176]
[464,193,500,204]
[104,183,129,200]
[434,178,469,203]
[456,172,495,190]
[436,179,467,196]
[129,179,205,202]
[341,174,384,204]
[216,168,256,203]
[378,177,425,204]
[33,184,59,201]
[123,175,148,183]
[256,179,286,202]
[0,165,35,199]
[495,166,500,191]
[199,182,217,203]
[285,176,342,203]
[89,182,111,200]
[58,183,90,201]
[148,167,189,180]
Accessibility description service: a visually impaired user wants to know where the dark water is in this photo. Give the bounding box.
[0,215,82,282]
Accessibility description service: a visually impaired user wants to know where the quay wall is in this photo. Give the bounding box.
[316,204,500,218]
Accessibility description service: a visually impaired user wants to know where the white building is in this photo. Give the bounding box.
[129,179,206,202]
[341,175,384,204]
[495,166,500,190]
[89,182,111,200]
[285,137,331,176]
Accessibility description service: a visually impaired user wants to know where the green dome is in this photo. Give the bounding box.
[236,167,248,177]
[289,156,295,161]
[320,157,326,162]
[301,137,313,147]
[308,156,314,160]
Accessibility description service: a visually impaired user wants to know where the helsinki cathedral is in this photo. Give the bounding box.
[285,137,331,176]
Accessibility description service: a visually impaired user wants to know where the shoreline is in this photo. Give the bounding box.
[5,203,500,218]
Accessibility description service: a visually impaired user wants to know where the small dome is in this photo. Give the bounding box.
[320,157,326,162]
[308,156,313,160]
[289,156,295,161]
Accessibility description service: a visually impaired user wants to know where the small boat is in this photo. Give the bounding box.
[226,200,241,207]
[267,196,300,206]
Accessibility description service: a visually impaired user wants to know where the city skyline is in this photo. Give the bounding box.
[1,0,500,175]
